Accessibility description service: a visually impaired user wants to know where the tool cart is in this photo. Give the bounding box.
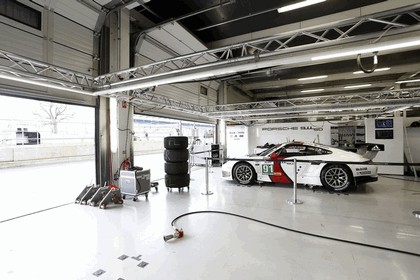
[119,169,157,201]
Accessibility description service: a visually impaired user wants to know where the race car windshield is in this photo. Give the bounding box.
[258,145,281,156]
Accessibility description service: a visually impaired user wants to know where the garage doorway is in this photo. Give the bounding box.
[0,95,95,221]
[133,115,215,180]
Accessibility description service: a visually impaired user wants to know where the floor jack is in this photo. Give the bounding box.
[99,185,123,209]
[75,184,99,204]
[88,185,124,209]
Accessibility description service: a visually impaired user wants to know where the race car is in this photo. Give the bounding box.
[221,141,384,191]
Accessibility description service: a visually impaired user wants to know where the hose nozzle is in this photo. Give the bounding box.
[163,228,184,242]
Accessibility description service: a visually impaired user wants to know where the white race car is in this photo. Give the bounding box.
[221,141,384,191]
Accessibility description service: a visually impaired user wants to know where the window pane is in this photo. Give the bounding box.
[133,115,215,180]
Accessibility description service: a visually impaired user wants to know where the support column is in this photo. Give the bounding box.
[217,81,228,157]
[108,8,133,183]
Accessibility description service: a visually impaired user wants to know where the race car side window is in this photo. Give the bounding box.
[305,146,332,156]
[277,145,332,156]
[278,145,305,156]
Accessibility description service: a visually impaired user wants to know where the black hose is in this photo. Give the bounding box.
[171,210,420,258]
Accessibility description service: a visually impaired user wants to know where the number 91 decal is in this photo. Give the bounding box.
[262,164,274,175]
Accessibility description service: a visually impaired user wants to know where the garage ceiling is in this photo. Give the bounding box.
[2,0,420,122]
[129,0,420,122]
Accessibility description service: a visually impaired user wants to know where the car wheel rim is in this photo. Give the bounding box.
[235,165,252,183]
[324,167,348,189]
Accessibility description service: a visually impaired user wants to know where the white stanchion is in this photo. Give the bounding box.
[202,157,213,195]
[287,158,303,205]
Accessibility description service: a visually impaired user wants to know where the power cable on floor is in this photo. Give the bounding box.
[169,210,420,258]
[0,202,73,223]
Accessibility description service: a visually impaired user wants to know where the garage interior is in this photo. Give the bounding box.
[1,0,420,279]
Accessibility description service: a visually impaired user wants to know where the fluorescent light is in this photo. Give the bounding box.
[298,75,328,81]
[385,106,410,113]
[0,73,89,95]
[395,78,420,84]
[312,39,420,61]
[301,88,325,93]
[278,0,326,13]
[344,84,371,89]
[110,98,118,153]
[353,67,390,74]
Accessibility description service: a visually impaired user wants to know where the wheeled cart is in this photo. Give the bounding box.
[119,169,156,201]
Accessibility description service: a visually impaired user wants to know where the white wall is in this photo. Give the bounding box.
[248,122,331,154]
[226,126,249,157]
[0,3,96,105]
[365,117,404,175]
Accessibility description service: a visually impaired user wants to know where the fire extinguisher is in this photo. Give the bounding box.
[122,159,131,170]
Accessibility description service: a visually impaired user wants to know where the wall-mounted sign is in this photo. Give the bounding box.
[375,129,394,139]
[375,119,393,128]
[262,126,323,131]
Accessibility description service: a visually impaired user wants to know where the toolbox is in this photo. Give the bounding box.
[119,169,151,200]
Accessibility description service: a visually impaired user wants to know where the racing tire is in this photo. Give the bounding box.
[320,164,353,191]
[165,174,190,188]
[233,162,256,185]
[164,136,188,149]
[164,149,189,162]
[164,162,189,174]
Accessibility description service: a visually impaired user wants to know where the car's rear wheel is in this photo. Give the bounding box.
[320,164,352,191]
[233,162,256,185]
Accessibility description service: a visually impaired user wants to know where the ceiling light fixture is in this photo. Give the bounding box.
[312,39,420,61]
[395,78,420,84]
[301,88,325,93]
[0,73,89,95]
[278,0,326,13]
[353,67,390,74]
[344,84,372,89]
[298,75,328,81]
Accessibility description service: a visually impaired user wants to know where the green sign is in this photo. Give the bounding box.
[262,164,274,175]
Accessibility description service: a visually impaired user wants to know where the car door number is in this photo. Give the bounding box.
[262,164,274,175]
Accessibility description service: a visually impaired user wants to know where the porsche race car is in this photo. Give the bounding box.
[221,142,384,191]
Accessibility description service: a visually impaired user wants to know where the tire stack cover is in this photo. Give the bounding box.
[164,136,190,189]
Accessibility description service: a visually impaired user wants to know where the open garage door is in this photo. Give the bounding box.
[0,95,95,222]
[133,115,215,180]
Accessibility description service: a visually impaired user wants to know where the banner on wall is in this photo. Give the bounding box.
[248,122,332,154]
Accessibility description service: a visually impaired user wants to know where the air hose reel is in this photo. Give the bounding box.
[357,52,378,73]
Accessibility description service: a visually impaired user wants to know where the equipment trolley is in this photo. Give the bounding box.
[119,169,157,201]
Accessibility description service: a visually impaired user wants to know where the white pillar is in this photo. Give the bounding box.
[109,8,133,180]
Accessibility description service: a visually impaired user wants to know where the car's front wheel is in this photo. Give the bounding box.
[233,162,256,185]
[320,164,352,191]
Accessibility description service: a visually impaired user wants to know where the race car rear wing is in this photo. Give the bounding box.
[355,143,385,160]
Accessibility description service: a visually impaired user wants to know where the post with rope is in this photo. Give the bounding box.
[287,158,303,205]
[202,157,213,195]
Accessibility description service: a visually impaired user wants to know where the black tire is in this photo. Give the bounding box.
[164,149,189,162]
[165,162,189,174]
[233,162,256,185]
[320,164,353,191]
[165,174,190,188]
[164,136,188,149]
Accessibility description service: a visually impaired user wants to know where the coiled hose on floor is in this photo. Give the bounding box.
[168,210,420,258]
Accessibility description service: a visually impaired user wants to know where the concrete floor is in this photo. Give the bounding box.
[1,166,420,279]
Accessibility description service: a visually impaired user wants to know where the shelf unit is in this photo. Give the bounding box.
[331,125,365,147]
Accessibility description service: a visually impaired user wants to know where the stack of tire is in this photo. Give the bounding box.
[164,136,190,192]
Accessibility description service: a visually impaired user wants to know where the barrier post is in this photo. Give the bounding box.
[202,157,213,195]
[287,158,303,205]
